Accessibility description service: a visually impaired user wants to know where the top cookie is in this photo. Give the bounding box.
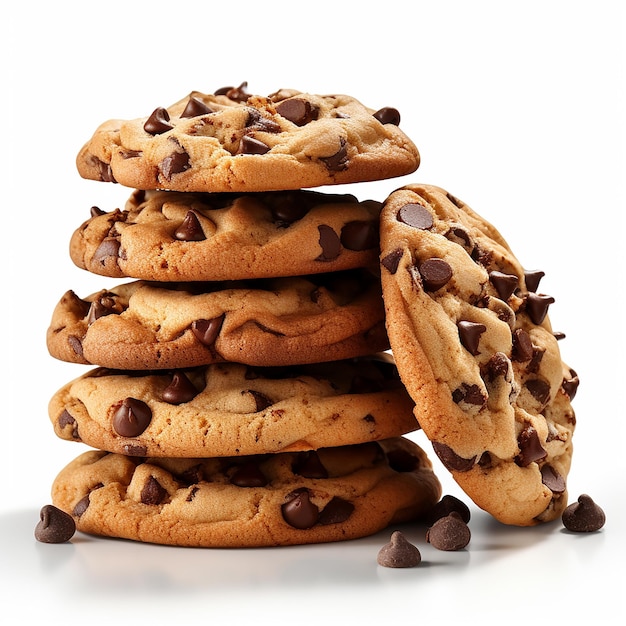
[75,83,420,192]
[379,184,578,526]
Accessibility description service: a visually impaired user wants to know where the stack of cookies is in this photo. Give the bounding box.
[45,83,443,547]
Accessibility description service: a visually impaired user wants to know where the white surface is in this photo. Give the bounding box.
[3,1,624,622]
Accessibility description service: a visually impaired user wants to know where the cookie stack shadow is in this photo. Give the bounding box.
[44,84,442,547]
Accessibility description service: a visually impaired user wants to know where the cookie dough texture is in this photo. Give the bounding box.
[46,270,389,369]
[70,188,382,282]
[76,84,420,193]
[379,184,577,526]
[51,438,442,547]
[49,356,419,457]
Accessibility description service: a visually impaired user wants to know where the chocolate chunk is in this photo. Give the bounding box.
[484,352,510,381]
[318,497,355,525]
[424,494,471,525]
[340,220,378,251]
[526,293,555,325]
[515,424,547,466]
[180,96,213,118]
[452,383,486,407]
[293,451,328,479]
[112,397,152,437]
[316,225,342,261]
[562,369,579,400]
[58,409,80,439]
[144,107,173,135]
[540,464,566,493]
[373,107,401,126]
[175,211,206,241]
[457,320,487,356]
[230,462,268,487]
[140,476,168,505]
[238,135,271,155]
[432,442,476,472]
[191,315,224,346]
[281,488,319,529]
[377,531,421,568]
[426,512,471,551]
[160,150,190,180]
[276,98,319,126]
[526,378,551,405]
[93,238,121,265]
[34,505,76,544]
[489,271,519,301]
[162,372,199,404]
[562,494,606,532]
[524,269,545,293]
[419,258,453,291]
[397,203,433,229]
[381,248,403,274]
[320,138,349,172]
[512,328,534,362]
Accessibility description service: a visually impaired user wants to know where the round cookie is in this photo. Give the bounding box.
[51,438,442,547]
[46,269,389,370]
[70,188,382,281]
[49,355,419,457]
[75,83,420,192]
[379,183,577,526]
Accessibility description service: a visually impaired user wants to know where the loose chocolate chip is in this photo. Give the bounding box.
[377,531,421,568]
[318,497,355,525]
[160,150,191,180]
[162,372,199,404]
[424,494,471,525]
[238,135,271,155]
[524,269,545,293]
[381,248,403,274]
[489,271,519,301]
[457,320,487,356]
[174,210,206,241]
[34,505,76,544]
[275,98,319,126]
[191,315,224,346]
[419,258,453,291]
[452,383,486,407]
[373,107,401,126]
[316,225,342,261]
[144,107,173,135]
[340,220,378,251]
[180,96,213,118]
[293,451,328,479]
[230,462,268,487]
[112,397,152,438]
[397,203,433,230]
[526,378,551,405]
[281,488,319,529]
[426,512,471,551]
[140,476,168,505]
[526,293,555,325]
[540,464,566,493]
[515,424,547,466]
[562,494,606,532]
[512,328,534,362]
[432,442,476,472]
[320,138,349,172]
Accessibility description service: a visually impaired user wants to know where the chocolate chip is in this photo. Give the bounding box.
[526,293,555,325]
[90,205,106,217]
[524,269,545,293]
[540,464,566,493]
[293,451,328,479]
[93,238,121,265]
[512,328,534,362]
[316,225,342,261]
[381,248,403,274]
[160,150,191,180]
[140,476,168,505]
[144,107,173,135]
[373,107,401,126]
[452,383,486,406]
[419,258,453,291]
[112,397,152,437]
[377,531,421,568]
[281,488,319,529]
[275,98,319,126]
[244,390,273,412]
[191,315,224,346]
[72,494,91,517]
[397,203,433,229]
[174,211,206,241]
[122,443,147,456]
[484,352,510,381]
[515,424,547,466]
[426,512,471,551]
[432,442,476,472]
[230,462,268,487]
[424,494,471,525]
[318,497,355,525]
[489,271,519,301]
[215,82,249,102]
[386,448,420,472]
[562,494,606,532]
[34,505,76,543]
[180,96,213,118]
[457,320,487,355]
[320,138,348,172]
[340,220,378,251]
[238,135,270,155]
[58,410,79,439]
[562,369,580,400]
[162,372,199,404]
[526,378,551,405]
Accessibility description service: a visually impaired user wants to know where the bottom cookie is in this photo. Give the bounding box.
[51,437,441,547]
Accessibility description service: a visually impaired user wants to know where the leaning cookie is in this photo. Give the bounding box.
[75,83,420,193]
[46,270,389,370]
[70,188,381,281]
[49,355,419,457]
[51,438,441,547]
[379,184,577,526]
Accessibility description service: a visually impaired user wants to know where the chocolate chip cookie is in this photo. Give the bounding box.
[69,188,382,281]
[46,270,389,369]
[75,83,420,192]
[379,184,577,526]
[49,355,419,457]
[51,438,442,547]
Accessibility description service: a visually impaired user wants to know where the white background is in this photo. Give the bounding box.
[3,1,624,623]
